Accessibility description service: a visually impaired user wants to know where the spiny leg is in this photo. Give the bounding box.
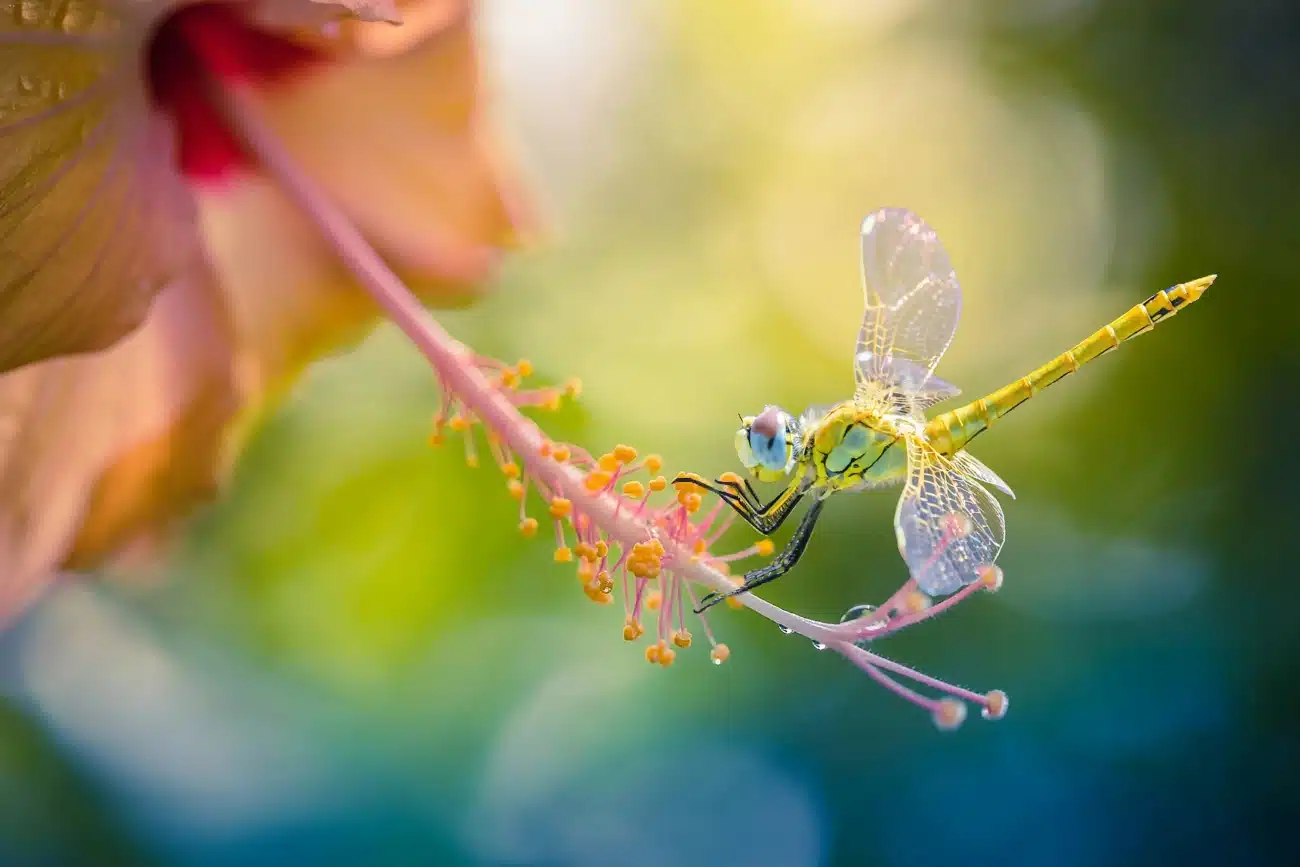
[695,496,827,613]
[673,473,805,535]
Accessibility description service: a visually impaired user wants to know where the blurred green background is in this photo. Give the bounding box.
[4,0,1297,865]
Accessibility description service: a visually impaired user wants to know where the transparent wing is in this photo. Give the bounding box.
[854,208,963,413]
[894,437,1005,597]
[952,451,1015,499]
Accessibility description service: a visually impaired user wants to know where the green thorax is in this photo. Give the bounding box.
[804,402,908,492]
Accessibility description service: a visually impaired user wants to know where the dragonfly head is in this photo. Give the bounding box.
[735,405,797,483]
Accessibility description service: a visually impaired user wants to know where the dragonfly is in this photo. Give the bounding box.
[678,207,1215,613]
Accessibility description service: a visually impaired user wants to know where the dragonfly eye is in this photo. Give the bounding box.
[737,405,792,475]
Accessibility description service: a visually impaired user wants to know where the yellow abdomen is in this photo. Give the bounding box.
[925,275,1215,455]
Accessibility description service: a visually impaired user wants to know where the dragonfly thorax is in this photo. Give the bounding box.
[809,403,908,492]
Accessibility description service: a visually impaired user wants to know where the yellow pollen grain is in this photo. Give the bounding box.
[613,444,638,463]
[549,497,573,518]
[755,539,775,557]
[903,591,931,614]
[621,481,646,499]
[584,470,613,492]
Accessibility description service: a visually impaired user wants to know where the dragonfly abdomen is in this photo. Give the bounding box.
[924,275,1215,455]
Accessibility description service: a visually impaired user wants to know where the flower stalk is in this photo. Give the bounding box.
[211,77,1007,728]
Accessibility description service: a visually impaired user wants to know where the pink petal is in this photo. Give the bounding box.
[0,268,237,626]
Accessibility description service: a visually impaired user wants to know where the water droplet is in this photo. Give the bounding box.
[839,604,876,623]
[810,641,826,651]
[777,625,793,635]
[711,656,724,665]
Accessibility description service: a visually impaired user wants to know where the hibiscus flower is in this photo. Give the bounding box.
[0,0,532,622]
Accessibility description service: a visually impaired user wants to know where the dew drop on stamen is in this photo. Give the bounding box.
[810,641,826,651]
[839,604,876,623]
[777,625,793,635]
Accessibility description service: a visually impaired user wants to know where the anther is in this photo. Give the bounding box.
[549,497,573,518]
[755,539,775,556]
[977,564,1004,592]
[598,453,620,472]
[644,455,663,474]
[942,513,974,538]
[551,445,571,463]
[672,629,692,648]
[613,444,638,463]
[622,481,646,498]
[710,644,731,665]
[449,414,470,432]
[507,480,525,500]
[903,591,931,615]
[933,698,967,731]
[648,476,668,492]
[502,462,521,479]
[584,470,613,492]
[982,690,1009,721]
[516,359,534,377]
[519,518,539,538]
[554,546,573,563]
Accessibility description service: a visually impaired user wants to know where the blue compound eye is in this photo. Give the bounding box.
[747,406,790,472]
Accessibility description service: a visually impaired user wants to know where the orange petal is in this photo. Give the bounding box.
[249,0,534,285]
[0,268,238,627]
[0,14,198,373]
[194,174,373,399]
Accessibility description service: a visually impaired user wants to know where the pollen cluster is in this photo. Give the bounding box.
[426,356,783,669]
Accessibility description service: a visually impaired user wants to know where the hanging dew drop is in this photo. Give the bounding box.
[777,625,793,635]
[810,641,826,651]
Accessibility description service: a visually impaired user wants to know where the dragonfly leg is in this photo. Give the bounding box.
[694,496,827,613]
[672,473,805,535]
